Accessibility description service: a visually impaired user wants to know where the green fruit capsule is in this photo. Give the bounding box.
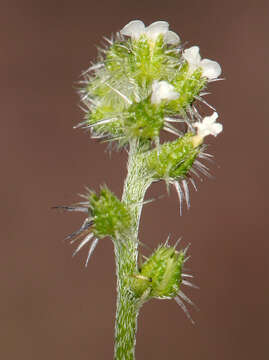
[146,133,200,181]
[88,186,131,239]
[132,245,184,301]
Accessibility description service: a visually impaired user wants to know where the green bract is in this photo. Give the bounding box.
[88,186,131,239]
[146,133,200,181]
[132,245,184,300]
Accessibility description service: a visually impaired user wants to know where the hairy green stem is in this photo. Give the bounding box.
[114,140,152,360]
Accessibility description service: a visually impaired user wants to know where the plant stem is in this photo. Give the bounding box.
[114,140,151,360]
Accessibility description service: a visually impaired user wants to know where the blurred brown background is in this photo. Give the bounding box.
[1,0,268,359]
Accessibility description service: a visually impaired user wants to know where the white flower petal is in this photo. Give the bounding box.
[194,112,223,138]
[121,20,180,46]
[152,80,160,93]
[203,112,219,125]
[120,20,145,39]
[151,80,179,104]
[146,21,169,41]
[211,122,223,136]
[164,31,180,45]
[183,46,201,67]
[183,47,222,79]
[200,59,222,79]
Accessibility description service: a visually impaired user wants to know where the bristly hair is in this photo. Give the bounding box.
[175,242,199,324]
[172,144,214,215]
[53,205,99,267]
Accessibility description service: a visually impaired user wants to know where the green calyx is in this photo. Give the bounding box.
[124,99,164,142]
[132,245,184,300]
[106,35,179,86]
[88,186,131,239]
[146,133,200,181]
[88,97,165,146]
[169,64,207,112]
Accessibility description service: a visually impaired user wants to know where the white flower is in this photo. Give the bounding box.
[151,80,180,105]
[183,46,221,79]
[120,20,180,45]
[194,112,223,139]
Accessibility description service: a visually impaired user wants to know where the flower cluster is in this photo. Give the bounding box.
[62,19,224,272]
[56,20,224,330]
[79,19,223,148]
